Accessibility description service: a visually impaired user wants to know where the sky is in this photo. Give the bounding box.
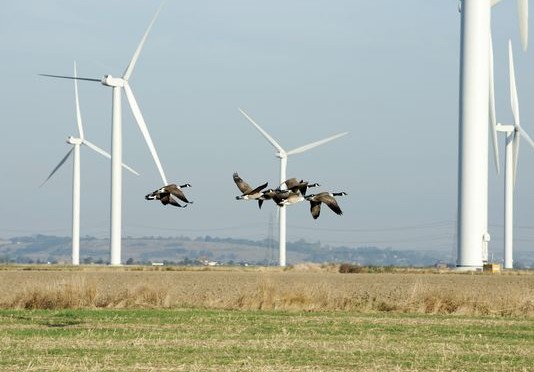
[1,0,533,263]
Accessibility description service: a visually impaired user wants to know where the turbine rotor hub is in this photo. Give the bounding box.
[66,136,82,145]
[101,75,125,87]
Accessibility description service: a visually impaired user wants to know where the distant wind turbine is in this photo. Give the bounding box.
[495,40,534,269]
[238,108,348,267]
[456,0,529,269]
[40,2,168,265]
[41,62,138,265]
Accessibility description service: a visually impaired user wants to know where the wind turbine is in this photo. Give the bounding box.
[487,3,529,269]
[239,108,348,267]
[456,0,528,269]
[41,62,138,265]
[495,40,534,269]
[40,3,168,265]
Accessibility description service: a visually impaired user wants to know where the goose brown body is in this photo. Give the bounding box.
[305,192,347,219]
[145,183,192,208]
[273,178,320,206]
[282,178,319,196]
[233,172,268,208]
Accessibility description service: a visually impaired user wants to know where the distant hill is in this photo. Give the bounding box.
[0,234,532,268]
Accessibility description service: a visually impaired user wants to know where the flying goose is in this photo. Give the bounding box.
[260,188,291,206]
[233,172,268,208]
[273,178,320,206]
[305,192,347,219]
[276,190,305,206]
[281,178,320,196]
[145,183,193,208]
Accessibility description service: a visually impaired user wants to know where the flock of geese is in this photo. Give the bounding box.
[233,172,347,219]
[144,172,347,220]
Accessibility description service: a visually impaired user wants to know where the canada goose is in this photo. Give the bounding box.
[272,178,320,206]
[277,190,305,206]
[281,178,319,196]
[145,184,193,208]
[305,192,347,219]
[260,188,291,207]
[233,172,268,208]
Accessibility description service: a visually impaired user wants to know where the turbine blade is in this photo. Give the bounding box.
[82,139,111,159]
[518,126,534,148]
[39,74,101,82]
[122,1,165,80]
[238,108,285,154]
[513,132,521,187]
[286,132,348,156]
[40,148,74,187]
[124,84,167,184]
[518,0,528,51]
[73,62,85,140]
[121,162,140,176]
[489,33,500,173]
[239,109,286,154]
[83,139,140,176]
[82,139,110,159]
[509,40,520,126]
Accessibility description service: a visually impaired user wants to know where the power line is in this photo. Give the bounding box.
[124,222,266,233]
[318,232,455,246]
[288,220,455,233]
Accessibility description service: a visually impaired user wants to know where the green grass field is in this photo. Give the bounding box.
[1,308,533,371]
[1,266,534,370]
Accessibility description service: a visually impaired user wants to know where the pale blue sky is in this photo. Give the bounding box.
[1,1,533,261]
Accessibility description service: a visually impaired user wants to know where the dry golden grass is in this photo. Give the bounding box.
[2,266,533,371]
[0,265,533,316]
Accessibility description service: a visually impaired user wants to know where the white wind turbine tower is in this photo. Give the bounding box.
[239,108,348,267]
[41,3,169,265]
[457,0,528,270]
[495,41,534,269]
[41,62,138,265]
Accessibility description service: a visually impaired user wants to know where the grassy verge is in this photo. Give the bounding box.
[1,309,533,371]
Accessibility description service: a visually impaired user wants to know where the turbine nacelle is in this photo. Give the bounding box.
[496,123,515,133]
[275,151,287,159]
[66,136,83,145]
[101,75,125,88]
